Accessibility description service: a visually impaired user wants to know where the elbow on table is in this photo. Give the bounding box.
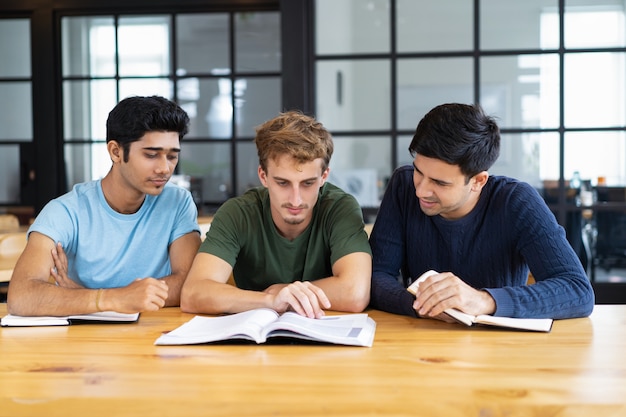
[580,291,596,318]
[345,297,369,313]
[179,286,226,315]
[555,285,595,319]
[342,286,370,313]
[6,292,29,316]
[179,287,201,314]
[179,297,202,315]
[576,278,596,318]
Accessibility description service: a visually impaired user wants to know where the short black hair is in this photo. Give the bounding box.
[409,103,500,179]
[106,95,190,162]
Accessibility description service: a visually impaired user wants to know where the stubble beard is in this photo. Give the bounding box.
[283,216,306,225]
[281,203,309,226]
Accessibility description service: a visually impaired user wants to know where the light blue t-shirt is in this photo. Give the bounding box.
[28,180,200,289]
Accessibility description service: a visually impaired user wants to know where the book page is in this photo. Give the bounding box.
[407,270,438,296]
[263,312,376,347]
[68,311,140,322]
[407,271,474,327]
[474,315,553,332]
[154,309,279,345]
[442,308,475,327]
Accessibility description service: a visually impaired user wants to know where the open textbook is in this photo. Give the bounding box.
[154,308,376,347]
[1,311,140,327]
[407,270,553,333]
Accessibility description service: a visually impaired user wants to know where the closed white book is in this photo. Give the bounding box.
[1,311,140,327]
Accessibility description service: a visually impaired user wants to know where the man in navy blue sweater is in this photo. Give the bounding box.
[369,103,594,320]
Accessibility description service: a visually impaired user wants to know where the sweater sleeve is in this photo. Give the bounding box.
[485,183,594,319]
[369,167,419,317]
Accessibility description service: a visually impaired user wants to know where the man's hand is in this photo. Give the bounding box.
[50,242,83,289]
[412,271,496,320]
[265,281,331,319]
[99,278,169,314]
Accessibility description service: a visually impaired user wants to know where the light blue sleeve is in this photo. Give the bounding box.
[28,197,80,255]
[167,186,201,245]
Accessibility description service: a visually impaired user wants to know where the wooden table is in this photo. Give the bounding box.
[1,305,625,416]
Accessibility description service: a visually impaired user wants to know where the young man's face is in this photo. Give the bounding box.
[258,154,329,238]
[112,131,181,197]
[412,154,487,220]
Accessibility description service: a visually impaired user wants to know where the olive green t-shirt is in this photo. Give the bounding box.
[199,183,372,291]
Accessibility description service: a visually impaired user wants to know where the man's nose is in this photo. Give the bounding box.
[414,179,432,198]
[289,186,303,206]
[155,156,172,174]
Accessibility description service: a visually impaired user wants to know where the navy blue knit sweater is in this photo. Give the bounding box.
[369,165,594,319]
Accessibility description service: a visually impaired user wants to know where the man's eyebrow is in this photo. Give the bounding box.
[273,176,318,183]
[142,147,181,153]
[412,162,452,185]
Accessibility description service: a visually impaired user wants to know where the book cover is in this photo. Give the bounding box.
[1,311,140,327]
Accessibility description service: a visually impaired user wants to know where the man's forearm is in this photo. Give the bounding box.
[370,272,418,317]
[162,273,186,307]
[311,275,370,313]
[8,280,97,316]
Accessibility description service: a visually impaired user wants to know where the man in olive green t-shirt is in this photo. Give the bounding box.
[181,111,372,319]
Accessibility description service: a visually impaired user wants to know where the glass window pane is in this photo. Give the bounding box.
[181,77,282,141]
[64,143,110,186]
[0,83,32,141]
[178,142,232,203]
[565,2,626,49]
[481,0,559,50]
[0,145,20,203]
[179,78,232,139]
[397,0,472,52]
[118,16,170,77]
[62,16,116,77]
[316,0,390,54]
[480,54,559,129]
[236,141,261,195]
[236,77,281,138]
[63,80,117,141]
[489,132,560,189]
[235,12,281,72]
[328,136,391,207]
[119,78,172,100]
[397,58,473,131]
[400,132,561,191]
[176,14,230,76]
[397,135,413,168]
[565,131,626,187]
[0,19,30,77]
[564,52,625,128]
[317,60,390,131]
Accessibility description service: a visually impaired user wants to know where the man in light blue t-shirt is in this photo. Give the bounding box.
[7,96,201,317]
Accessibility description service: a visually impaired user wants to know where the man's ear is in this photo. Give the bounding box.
[321,167,330,184]
[108,141,122,163]
[471,171,489,192]
[258,165,268,187]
